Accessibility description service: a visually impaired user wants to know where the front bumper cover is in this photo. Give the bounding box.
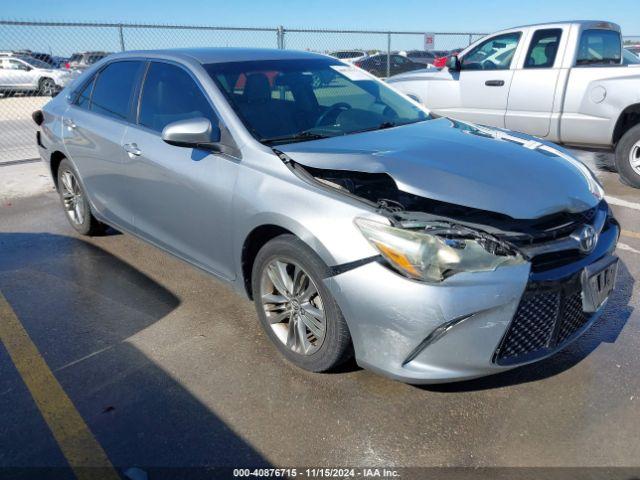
[324,220,619,384]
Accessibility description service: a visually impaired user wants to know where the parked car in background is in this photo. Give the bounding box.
[432,49,463,69]
[0,50,54,66]
[66,51,112,71]
[0,55,74,96]
[34,48,616,384]
[399,50,437,66]
[355,53,424,77]
[388,21,640,187]
[328,50,369,63]
[51,56,70,69]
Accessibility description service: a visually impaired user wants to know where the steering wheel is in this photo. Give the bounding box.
[482,60,498,70]
[315,102,352,127]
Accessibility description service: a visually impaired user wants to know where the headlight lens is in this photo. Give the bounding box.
[355,217,525,282]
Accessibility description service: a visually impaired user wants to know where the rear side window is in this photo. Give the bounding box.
[138,62,217,133]
[90,61,143,120]
[576,29,621,66]
[525,29,562,68]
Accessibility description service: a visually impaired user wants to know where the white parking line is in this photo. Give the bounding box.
[618,243,640,255]
[606,195,640,211]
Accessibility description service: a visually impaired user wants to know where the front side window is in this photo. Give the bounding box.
[461,32,522,70]
[138,62,217,133]
[576,29,621,66]
[525,29,562,68]
[205,58,428,144]
[90,61,143,120]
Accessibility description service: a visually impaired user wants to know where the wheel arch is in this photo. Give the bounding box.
[613,103,640,146]
[49,150,66,189]
[239,215,337,300]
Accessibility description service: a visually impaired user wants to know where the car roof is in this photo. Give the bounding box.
[499,20,620,31]
[110,47,328,64]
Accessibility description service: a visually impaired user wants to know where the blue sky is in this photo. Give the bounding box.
[4,0,640,33]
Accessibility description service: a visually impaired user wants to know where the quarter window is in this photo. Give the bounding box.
[462,32,522,71]
[525,29,563,68]
[138,62,217,133]
[74,77,95,110]
[90,61,143,120]
[576,29,621,66]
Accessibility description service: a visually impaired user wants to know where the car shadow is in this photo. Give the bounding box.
[0,232,272,477]
[417,260,635,393]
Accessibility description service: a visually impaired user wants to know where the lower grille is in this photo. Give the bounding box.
[495,280,591,365]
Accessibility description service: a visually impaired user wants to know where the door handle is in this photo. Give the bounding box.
[123,143,142,156]
[63,118,76,129]
[485,80,505,87]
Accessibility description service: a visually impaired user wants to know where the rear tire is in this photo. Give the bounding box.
[57,158,106,236]
[614,124,640,188]
[252,234,353,372]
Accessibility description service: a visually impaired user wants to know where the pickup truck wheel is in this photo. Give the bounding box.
[252,234,353,372]
[615,124,640,188]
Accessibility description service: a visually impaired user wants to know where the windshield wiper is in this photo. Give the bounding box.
[260,131,329,146]
[346,121,398,135]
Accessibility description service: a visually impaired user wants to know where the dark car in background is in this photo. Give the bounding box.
[354,53,423,77]
[399,50,437,66]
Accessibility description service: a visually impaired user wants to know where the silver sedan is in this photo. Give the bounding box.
[34,48,618,383]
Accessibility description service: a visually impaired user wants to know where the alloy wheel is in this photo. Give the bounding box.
[630,140,640,175]
[60,170,86,226]
[260,258,327,355]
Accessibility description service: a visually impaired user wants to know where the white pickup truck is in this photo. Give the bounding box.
[387,21,640,187]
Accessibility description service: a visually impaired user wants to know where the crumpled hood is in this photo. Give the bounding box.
[278,118,602,219]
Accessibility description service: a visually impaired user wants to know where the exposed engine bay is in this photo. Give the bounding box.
[276,150,612,274]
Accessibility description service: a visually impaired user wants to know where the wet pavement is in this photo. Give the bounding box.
[1,154,640,474]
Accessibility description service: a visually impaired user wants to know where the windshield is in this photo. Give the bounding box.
[18,56,51,69]
[205,58,429,145]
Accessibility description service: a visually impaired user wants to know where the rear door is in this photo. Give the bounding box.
[506,28,565,137]
[62,60,144,228]
[121,61,240,279]
[428,31,523,127]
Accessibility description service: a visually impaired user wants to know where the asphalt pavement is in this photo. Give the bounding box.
[1,156,640,478]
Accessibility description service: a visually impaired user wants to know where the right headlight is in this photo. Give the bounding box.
[355,217,525,283]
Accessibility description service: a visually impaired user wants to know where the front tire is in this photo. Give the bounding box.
[615,124,640,188]
[57,158,106,236]
[252,234,353,372]
[38,78,55,96]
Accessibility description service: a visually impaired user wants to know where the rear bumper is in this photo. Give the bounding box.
[324,221,619,384]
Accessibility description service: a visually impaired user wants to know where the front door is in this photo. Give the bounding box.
[122,61,240,280]
[429,31,523,127]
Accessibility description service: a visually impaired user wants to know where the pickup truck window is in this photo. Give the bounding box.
[461,32,521,71]
[576,29,621,66]
[525,29,562,69]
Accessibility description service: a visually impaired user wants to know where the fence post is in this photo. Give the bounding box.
[277,25,285,49]
[118,24,125,51]
[386,32,391,78]
[468,33,473,45]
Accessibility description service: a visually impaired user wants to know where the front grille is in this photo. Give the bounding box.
[494,280,591,365]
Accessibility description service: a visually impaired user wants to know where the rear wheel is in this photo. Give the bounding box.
[252,234,353,372]
[615,124,640,188]
[57,158,106,235]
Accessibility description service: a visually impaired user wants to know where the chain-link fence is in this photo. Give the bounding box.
[0,20,485,164]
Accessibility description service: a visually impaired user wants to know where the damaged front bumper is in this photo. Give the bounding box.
[323,219,619,384]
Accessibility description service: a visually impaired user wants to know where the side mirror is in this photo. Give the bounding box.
[446,55,461,72]
[161,117,221,150]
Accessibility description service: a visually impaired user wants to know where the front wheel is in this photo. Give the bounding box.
[252,235,353,372]
[57,158,106,235]
[38,78,56,96]
[615,124,640,188]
